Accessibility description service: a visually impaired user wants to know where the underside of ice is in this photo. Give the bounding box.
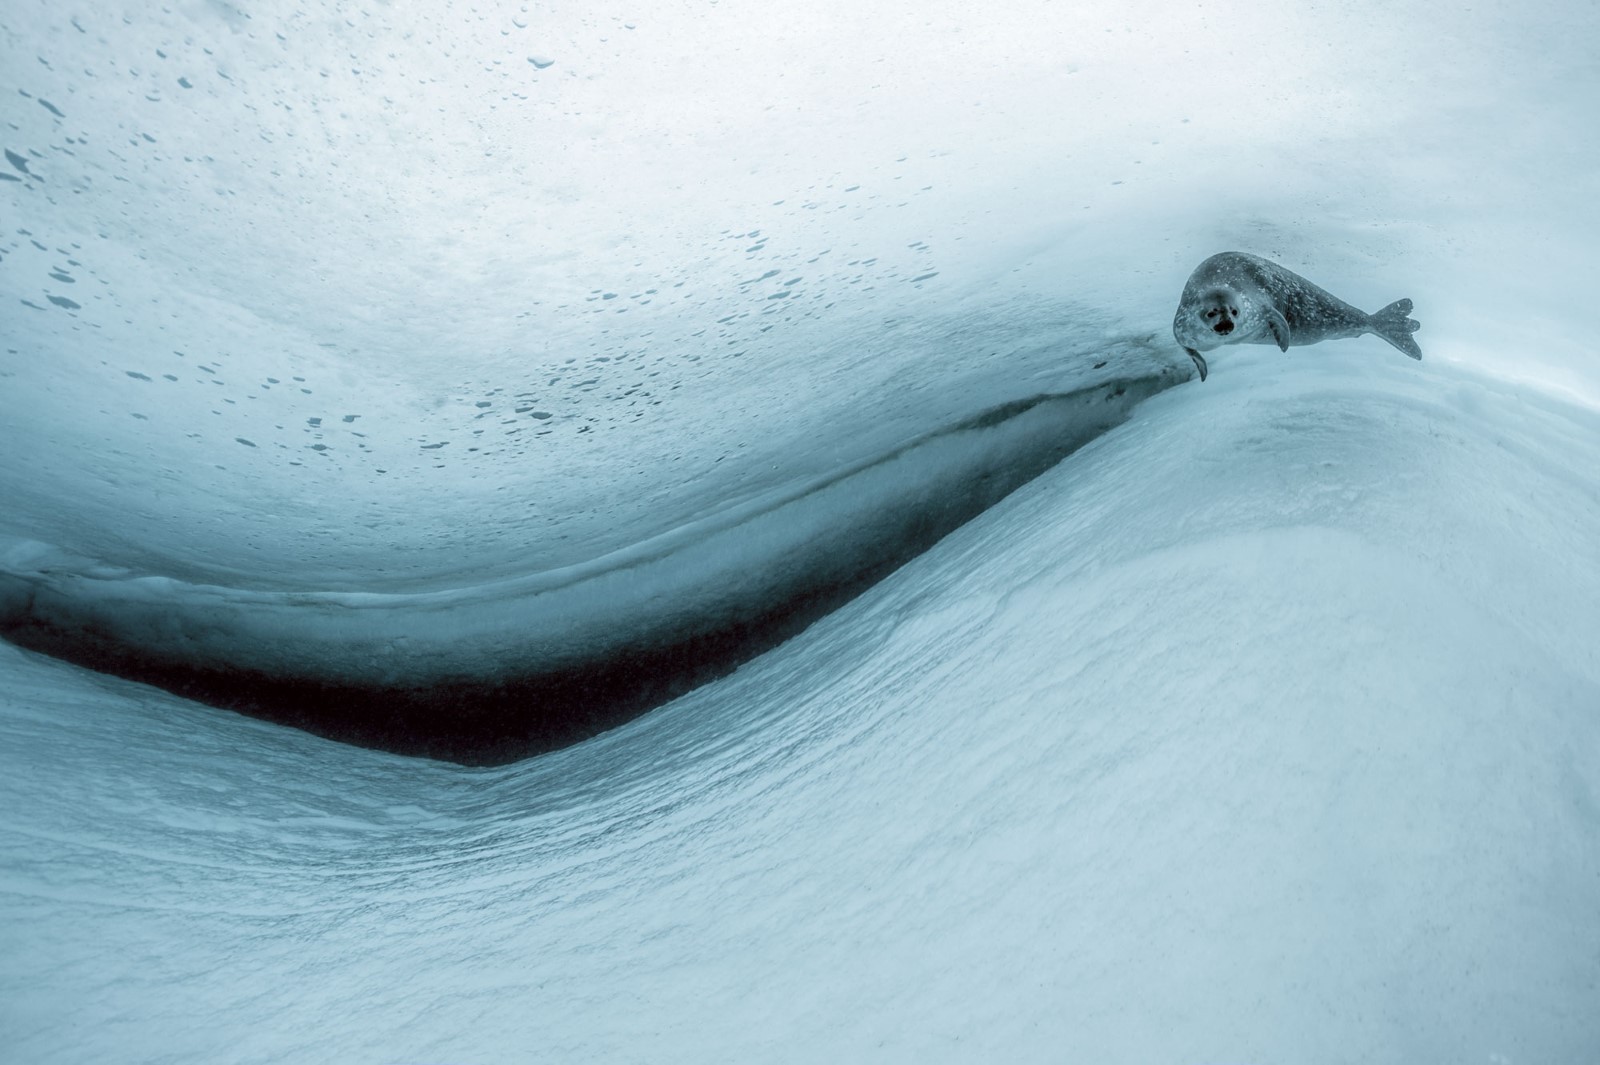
[1,370,1177,760]
[2,0,1598,1060]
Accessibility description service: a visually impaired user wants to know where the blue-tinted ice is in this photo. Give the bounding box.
[3,0,1599,1061]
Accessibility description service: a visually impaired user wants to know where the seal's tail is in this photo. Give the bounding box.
[1369,298,1422,360]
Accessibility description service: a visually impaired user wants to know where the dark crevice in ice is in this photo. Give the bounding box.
[0,368,1186,765]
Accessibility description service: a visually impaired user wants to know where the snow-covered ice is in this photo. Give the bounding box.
[2,0,1598,1060]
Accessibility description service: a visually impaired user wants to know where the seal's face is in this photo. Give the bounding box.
[1197,287,1242,338]
[1174,284,1249,352]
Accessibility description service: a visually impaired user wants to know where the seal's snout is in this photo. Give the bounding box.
[1213,319,1234,335]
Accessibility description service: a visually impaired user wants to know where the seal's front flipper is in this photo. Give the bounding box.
[1184,347,1208,382]
[1370,298,1423,360]
[1266,309,1291,352]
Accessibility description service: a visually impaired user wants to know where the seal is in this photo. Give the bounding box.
[1173,251,1422,381]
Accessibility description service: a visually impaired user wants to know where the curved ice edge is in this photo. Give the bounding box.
[0,370,1183,764]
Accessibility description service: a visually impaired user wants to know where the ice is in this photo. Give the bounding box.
[3,0,1599,1060]
[0,370,1172,760]
[5,350,1597,1062]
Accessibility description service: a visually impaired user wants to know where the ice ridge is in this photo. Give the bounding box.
[0,370,1181,763]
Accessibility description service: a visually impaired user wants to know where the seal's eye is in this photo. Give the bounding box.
[1229,306,1239,316]
[1204,309,1218,318]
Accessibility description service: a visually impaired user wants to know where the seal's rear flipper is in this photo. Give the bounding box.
[1370,298,1423,360]
[1184,347,1208,382]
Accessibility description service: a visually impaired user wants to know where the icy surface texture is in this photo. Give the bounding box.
[2,0,1599,1059]
[0,375,1176,760]
[4,353,1598,1062]
[2,0,1202,585]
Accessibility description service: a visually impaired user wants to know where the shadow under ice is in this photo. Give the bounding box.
[0,369,1184,764]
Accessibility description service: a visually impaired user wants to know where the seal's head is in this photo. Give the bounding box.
[1174,285,1246,352]
[1198,287,1241,337]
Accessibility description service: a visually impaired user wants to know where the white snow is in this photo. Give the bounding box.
[2,0,1598,1061]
